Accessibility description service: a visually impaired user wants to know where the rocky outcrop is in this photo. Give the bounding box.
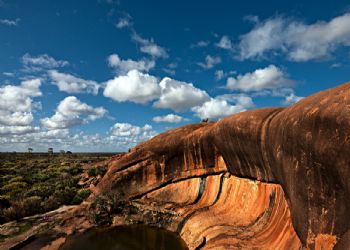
[2,82,349,250]
[95,82,350,249]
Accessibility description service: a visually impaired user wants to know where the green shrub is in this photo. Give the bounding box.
[88,167,97,177]
[8,176,24,183]
[88,165,108,177]
[1,182,27,197]
[53,186,77,204]
[72,189,91,204]
[42,195,60,211]
[25,183,54,198]
[22,196,42,215]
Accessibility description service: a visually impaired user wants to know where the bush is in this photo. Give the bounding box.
[8,176,24,183]
[25,183,54,198]
[90,192,125,225]
[0,182,27,197]
[72,189,91,204]
[53,186,77,204]
[42,195,60,211]
[90,194,114,225]
[88,168,97,177]
[3,196,41,220]
[22,196,42,215]
[88,165,108,177]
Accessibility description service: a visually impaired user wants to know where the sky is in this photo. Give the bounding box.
[1,0,350,152]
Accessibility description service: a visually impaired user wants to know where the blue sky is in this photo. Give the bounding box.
[1,0,350,152]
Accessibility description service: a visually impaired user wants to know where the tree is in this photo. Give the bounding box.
[28,148,33,153]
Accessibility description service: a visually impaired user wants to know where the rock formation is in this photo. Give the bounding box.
[95,82,350,249]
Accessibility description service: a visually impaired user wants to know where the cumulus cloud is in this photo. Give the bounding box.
[239,13,350,61]
[22,53,68,72]
[107,54,155,73]
[152,114,186,123]
[104,69,161,104]
[0,18,20,26]
[48,70,100,95]
[104,70,209,111]
[198,55,221,69]
[132,33,168,58]
[0,79,42,134]
[0,125,39,135]
[41,96,106,129]
[216,35,232,50]
[0,79,42,113]
[154,77,210,112]
[192,94,254,120]
[226,65,293,91]
[0,122,158,152]
[108,123,157,146]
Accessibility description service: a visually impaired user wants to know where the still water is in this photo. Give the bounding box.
[60,225,189,250]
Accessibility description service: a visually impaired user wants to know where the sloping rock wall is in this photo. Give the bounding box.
[95,82,350,249]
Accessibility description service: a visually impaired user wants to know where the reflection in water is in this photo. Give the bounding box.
[60,225,188,250]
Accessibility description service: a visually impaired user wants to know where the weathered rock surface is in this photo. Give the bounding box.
[1,82,349,250]
[94,82,350,249]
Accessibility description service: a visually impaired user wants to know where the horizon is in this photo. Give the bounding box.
[1,0,350,152]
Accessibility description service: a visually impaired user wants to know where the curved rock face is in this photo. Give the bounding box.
[96,82,350,249]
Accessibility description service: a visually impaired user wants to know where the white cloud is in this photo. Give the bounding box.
[108,123,157,146]
[0,18,20,26]
[239,13,350,61]
[3,72,14,77]
[0,79,42,134]
[191,40,210,48]
[216,35,232,50]
[226,65,292,91]
[215,70,236,81]
[198,55,221,69]
[41,96,106,129]
[162,68,176,75]
[104,70,210,111]
[116,16,132,29]
[162,63,177,75]
[152,114,186,123]
[48,70,100,95]
[132,33,168,58]
[330,63,342,68]
[154,77,210,112]
[0,111,34,126]
[0,126,39,135]
[215,70,225,81]
[0,122,157,152]
[192,94,254,120]
[140,45,168,58]
[0,79,42,113]
[22,53,68,72]
[283,93,303,105]
[107,54,155,73]
[104,69,161,104]
[244,15,260,24]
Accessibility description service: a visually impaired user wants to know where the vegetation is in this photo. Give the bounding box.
[0,152,115,223]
